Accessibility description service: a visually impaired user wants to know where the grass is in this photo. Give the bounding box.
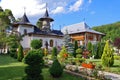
[87,59,120,74]
[0,54,84,80]
[0,54,25,80]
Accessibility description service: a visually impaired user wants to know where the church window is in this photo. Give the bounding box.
[50,39,54,47]
[24,29,27,35]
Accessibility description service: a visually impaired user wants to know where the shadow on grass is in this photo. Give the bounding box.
[0,55,18,66]
[0,66,25,80]
[42,68,85,80]
[112,65,120,67]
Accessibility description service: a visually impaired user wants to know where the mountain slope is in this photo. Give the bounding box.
[92,21,120,41]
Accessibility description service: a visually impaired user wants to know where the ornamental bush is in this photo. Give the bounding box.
[101,40,114,67]
[76,48,82,54]
[23,49,44,80]
[17,44,24,62]
[30,39,42,49]
[49,58,63,78]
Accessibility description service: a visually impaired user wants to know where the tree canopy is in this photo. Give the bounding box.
[93,21,120,41]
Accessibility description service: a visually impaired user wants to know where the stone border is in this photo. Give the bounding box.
[64,69,96,80]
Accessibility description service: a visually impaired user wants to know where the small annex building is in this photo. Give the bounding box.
[12,9,63,50]
[62,22,105,47]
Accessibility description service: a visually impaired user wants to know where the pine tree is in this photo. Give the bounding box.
[101,40,114,67]
[63,30,74,54]
[73,40,78,57]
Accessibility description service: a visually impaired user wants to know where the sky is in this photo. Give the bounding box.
[0,0,120,30]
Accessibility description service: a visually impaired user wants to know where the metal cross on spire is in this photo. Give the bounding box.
[24,7,26,14]
[46,3,48,9]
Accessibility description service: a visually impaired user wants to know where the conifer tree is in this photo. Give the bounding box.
[87,41,92,52]
[73,40,78,57]
[17,44,24,62]
[52,47,58,60]
[101,40,114,67]
[49,58,63,78]
[63,30,74,54]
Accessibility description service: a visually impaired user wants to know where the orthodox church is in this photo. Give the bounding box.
[12,9,64,50]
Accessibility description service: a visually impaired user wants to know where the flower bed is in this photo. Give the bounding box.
[81,63,95,69]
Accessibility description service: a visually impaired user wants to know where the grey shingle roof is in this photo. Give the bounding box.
[39,9,54,22]
[61,22,105,35]
[20,13,30,23]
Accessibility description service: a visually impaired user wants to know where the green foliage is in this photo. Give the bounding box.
[76,48,82,54]
[17,44,24,62]
[87,42,92,52]
[114,55,120,60]
[49,58,63,78]
[93,21,120,41]
[101,40,114,67]
[59,46,68,58]
[24,50,44,65]
[63,30,74,54]
[8,37,18,58]
[76,54,82,58]
[94,42,105,59]
[52,47,58,59]
[73,40,78,57]
[30,39,42,49]
[23,49,44,80]
[36,20,42,30]
[7,34,20,58]
[9,48,17,58]
[0,7,15,31]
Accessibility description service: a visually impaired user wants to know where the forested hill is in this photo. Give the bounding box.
[92,21,120,41]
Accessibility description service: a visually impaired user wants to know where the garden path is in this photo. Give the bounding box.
[99,71,120,80]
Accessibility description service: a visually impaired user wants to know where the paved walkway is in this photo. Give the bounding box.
[99,71,120,80]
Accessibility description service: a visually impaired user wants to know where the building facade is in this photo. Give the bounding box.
[62,22,105,47]
[12,9,63,50]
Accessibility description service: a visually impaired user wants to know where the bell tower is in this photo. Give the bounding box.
[39,4,54,31]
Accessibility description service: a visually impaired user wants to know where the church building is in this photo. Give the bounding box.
[12,9,64,50]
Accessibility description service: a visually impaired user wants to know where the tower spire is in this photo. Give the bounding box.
[39,3,54,31]
[24,7,26,14]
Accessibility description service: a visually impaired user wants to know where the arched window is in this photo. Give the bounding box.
[40,39,43,46]
[24,29,27,35]
[50,39,53,47]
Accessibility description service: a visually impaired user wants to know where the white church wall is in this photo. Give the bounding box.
[18,25,34,35]
[31,36,63,48]
[20,35,31,49]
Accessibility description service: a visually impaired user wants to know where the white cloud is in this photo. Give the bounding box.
[51,7,65,14]
[69,0,83,12]
[0,0,45,18]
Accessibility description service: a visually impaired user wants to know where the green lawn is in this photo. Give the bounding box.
[87,59,120,74]
[0,55,84,80]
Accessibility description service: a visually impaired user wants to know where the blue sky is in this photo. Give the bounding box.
[0,0,120,30]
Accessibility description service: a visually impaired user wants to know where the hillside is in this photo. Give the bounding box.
[92,21,120,41]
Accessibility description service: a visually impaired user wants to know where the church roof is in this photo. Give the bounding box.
[20,13,30,23]
[39,9,54,22]
[12,13,35,27]
[61,22,105,35]
[28,26,63,37]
